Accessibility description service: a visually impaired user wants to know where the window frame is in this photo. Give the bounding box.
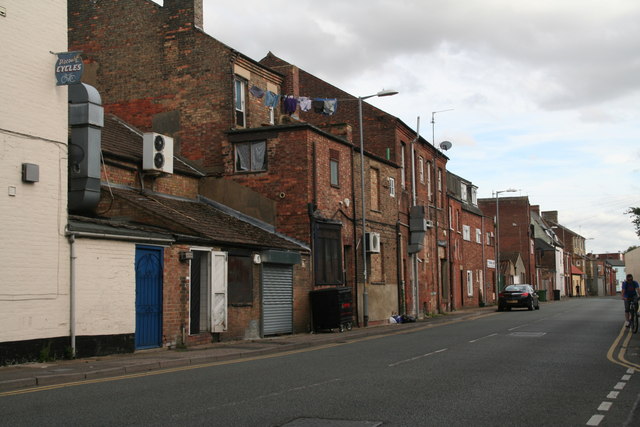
[234,77,247,127]
[234,140,267,173]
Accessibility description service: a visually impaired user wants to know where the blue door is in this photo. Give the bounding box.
[135,246,163,349]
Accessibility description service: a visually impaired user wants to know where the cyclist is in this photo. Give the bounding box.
[622,274,640,327]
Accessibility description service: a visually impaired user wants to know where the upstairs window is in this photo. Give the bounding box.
[389,177,396,197]
[463,224,471,241]
[461,183,468,201]
[235,141,266,172]
[476,228,482,244]
[330,149,340,187]
[418,156,425,183]
[400,143,406,189]
[234,77,247,127]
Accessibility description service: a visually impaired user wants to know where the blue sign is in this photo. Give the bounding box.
[55,52,83,86]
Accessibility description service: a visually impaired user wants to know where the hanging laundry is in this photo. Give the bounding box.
[283,96,297,115]
[249,85,265,98]
[312,99,324,114]
[323,99,337,115]
[264,91,279,108]
[298,96,312,112]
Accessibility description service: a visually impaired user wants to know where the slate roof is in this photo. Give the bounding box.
[101,114,205,177]
[94,185,308,252]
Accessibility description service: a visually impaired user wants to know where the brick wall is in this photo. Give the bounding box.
[68,0,282,174]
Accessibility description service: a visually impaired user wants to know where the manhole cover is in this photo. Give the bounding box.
[281,418,382,427]
[509,332,546,337]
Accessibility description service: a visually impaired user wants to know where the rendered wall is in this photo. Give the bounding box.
[0,0,70,343]
[75,239,136,336]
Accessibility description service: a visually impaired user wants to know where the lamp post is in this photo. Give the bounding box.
[495,188,517,299]
[358,89,398,327]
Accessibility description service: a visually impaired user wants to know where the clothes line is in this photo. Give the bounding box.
[249,85,338,116]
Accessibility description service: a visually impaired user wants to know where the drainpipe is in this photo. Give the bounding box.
[68,234,77,358]
[410,118,420,317]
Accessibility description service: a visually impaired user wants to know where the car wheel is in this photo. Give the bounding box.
[498,305,504,312]
[528,299,534,311]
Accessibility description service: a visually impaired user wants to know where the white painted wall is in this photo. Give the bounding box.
[0,0,70,343]
[75,239,136,336]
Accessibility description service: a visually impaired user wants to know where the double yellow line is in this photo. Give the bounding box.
[607,326,640,370]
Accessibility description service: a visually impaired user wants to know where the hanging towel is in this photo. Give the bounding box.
[249,85,265,98]
[264,91,279,108]
[323,99,337,115]
[298,96,312,112]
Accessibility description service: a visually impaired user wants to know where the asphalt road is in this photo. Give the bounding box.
[1,297,639,426]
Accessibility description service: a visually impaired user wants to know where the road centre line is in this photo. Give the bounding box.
[614,382,626,390]
[586,414,604,426]
[507,324,529,331]
[388,348,448,367]
[469,333,498,343]
[597,402,612,411]
[607,391,619,399]
[622,374,631,381]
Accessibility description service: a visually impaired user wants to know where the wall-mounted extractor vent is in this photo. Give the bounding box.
[143,132,173,174]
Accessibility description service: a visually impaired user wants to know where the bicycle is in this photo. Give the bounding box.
[630,297,639,334]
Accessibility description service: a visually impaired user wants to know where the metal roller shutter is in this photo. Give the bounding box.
[262,264,293,336]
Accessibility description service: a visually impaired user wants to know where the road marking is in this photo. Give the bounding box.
[507,324,529,331]
[388,348,448,367]
[627,368,636,374]
[598,402,612,411]
[614,382,626,390]
[469,333,498,343]
[622,374,631,381]
[607,391,619,399]
[586,414,604,426]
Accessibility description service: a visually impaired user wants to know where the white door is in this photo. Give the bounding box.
[211,251,228,333]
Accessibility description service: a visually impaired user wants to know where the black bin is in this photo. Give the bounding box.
[553,289,561,301]
[310,287,353,332]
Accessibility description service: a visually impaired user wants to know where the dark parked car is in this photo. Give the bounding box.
[498,284,540,311]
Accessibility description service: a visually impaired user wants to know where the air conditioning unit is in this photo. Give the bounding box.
[365,232,381,253]
[143,132,173,174]
[424,219,434,229]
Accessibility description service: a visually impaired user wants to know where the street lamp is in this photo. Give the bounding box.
[494,188,517,299]
[358,89,398,327]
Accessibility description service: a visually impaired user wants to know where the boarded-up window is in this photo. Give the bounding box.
[370,167,380,211]
[228,255,253,305]
[314,222,343,285]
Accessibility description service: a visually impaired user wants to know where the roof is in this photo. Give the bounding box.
[95,185,308,252]
[101,114,205,177]
[571,265,585,275]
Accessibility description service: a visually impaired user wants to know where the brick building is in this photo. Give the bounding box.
[447,173,495,308]
[260,52,451,316]
[478,196,536,289]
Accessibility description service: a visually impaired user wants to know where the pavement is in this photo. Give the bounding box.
[1,300,638,394]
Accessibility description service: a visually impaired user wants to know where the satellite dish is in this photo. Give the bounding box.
[439,140,452,151]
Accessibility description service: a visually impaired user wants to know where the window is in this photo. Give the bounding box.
[235,141,266,172]
[314,223,343,285]
[467,270,473,296]
[427,161,432,200]
[370,167,380,211]
[476,228,482,244]
[234,77,247,127]
[389,177,396,197]
[418,156,424,183]
[461,183,468,201]
[330,150,340,187]
[400,143,406,189]
[449,206,453,230]
[471,187,478,206]
[463,225,471,241]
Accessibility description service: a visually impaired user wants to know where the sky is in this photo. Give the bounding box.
[193,0,638,254]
